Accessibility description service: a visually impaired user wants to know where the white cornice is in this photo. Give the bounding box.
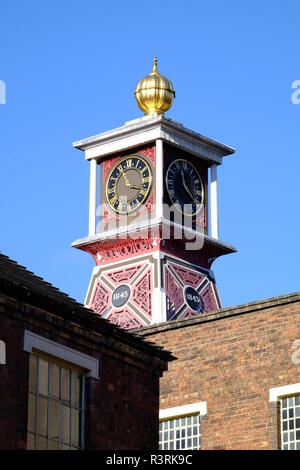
[72,115,235,165]
[71,217,237,254]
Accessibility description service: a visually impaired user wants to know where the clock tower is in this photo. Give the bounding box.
[72,58,236,329]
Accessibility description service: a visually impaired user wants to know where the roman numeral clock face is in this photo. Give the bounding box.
[166,159,204,216]
[106,155,152,214]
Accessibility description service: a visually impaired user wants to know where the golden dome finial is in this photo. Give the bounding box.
[152,56,158,73]
[134,57,175,116]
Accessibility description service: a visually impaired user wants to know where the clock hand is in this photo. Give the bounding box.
[181,170,196,202]
[119,168,132,188]
[128,184,143,190]
[119,168,144,190]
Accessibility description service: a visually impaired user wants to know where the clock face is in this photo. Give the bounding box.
[106,155,152,214]
[166,159,204,216]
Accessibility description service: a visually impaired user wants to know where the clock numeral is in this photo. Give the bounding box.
[126,159,132,169]
[109,195,118,206]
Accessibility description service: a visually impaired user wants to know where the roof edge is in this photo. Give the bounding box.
[135,291,300,336]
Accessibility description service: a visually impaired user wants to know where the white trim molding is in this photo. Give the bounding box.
[73,115,235,164]
[89,158,97,236]
[210,164,219,240]
[159,401,207,420]
[269,383,300,402]
[0,340,6,364]
[23,330,99,379]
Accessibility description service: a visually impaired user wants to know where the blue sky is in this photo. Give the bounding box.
[0,0,299,309]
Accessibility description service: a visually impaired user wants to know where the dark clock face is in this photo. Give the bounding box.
[106,155,152,214]
[166,159,204,216]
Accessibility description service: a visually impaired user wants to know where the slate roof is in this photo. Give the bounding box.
[0,252,173,361]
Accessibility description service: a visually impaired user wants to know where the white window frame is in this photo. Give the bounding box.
[159,402,207,450]
[159,402,207,420]
[269,383,300,450]
[23,330,99,379]
[269,383,300,403]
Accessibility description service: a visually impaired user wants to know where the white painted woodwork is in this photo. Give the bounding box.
[210,164,219,240]
[89,159,97,236]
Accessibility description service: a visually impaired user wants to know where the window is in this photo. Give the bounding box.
[23,330,99,451]
[27,353,85,450]
[159,414,201,450]
[280,395,300,450]
[159,402,207,450]
[269,382,300,450]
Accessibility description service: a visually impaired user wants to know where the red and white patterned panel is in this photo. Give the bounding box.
[165,261,219,320]
[131,267,153,320]
[165,267,184,321]
[88,261,153,330]
[103,264,145,286]
[90,281,111,316]
[106,308,147,329]
[169,263,206,288]
[79,227,160,267]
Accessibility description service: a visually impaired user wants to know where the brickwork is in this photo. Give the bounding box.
[137,292,300,450]
[0,289,172,450]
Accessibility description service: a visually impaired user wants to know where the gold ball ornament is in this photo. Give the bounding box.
[134,57,175,116]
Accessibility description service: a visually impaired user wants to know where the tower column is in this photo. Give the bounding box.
[89,158,97,236]
[210,164,219,240]
[156,138,164,219]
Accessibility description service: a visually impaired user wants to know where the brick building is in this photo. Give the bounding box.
[0,253,173,450]
[137,291,300,450]
[2,61,299,452]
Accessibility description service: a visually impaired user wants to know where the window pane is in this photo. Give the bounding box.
[27,393,36,433]
[48,440,59,450]
[37,396,48,437]
[38,359,48,396]
[27,432,35,450]
[61,405,71,444]
[48,400,60,441]
[50,364,60,399]
[36,436,47,450]
[62,368,70,402]
[29,355,37,393]
[71,409,80,447]
[71,373,81,408]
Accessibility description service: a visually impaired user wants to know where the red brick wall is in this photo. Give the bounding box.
[0,319,29,450]
[0,294,165,450]
[138,293,300,450]
[85,356,159,450]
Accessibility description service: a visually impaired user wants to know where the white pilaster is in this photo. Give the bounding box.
[151,251,166,324]
[210,164,219,240]
[89,158,97,236]
[155,138,164,219]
